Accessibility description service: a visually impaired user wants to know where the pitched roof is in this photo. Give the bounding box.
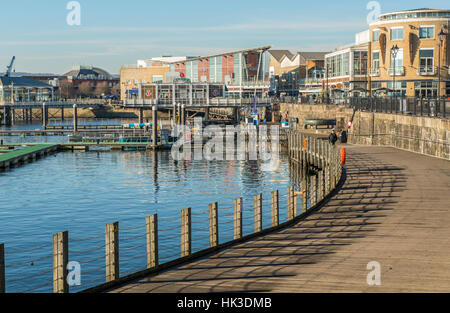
[268,50,294,62]
[297,52,329,60]
[0,76,53,88]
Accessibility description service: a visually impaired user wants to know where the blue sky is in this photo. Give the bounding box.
[0,0,447,74]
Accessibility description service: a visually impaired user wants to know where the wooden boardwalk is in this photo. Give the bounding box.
[109,146,450,293]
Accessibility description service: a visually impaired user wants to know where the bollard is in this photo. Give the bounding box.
[146,215,158,269]
[254,194,262,233]
[105,222,119,282]
[209,202,219,248]
[271,190,279,227]
[233,198,243,240]
[53,231,68,293]
[180,208,192,257]
[0,243,5,293]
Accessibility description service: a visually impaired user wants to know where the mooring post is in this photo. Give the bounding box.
[146,215,158,269]
[254,194,262,233]
[209,202,219,248]
[271,190,279,227]
[61,107,64,122]
[53,231,68,293]
[152,106,158,149]
[73,104,78,134]
[105,222,119,282]
[42,103,48,130]
[180,208,192,257]
[287,186,295,220]
[139,107,144,125]
[233,198,243,240]
[0,243,5,293]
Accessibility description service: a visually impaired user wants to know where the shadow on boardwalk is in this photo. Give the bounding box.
[110,146,450,293]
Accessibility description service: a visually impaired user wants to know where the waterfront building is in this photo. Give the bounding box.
[121,47,272,100]
[0,76,54,103]
[368,8,450,98]
[324,30,370,99]
[61,65,119,99]
[170,46,272,98]
[268,50,328,97]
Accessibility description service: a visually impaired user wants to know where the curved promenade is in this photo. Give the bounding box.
[110,146,450,293]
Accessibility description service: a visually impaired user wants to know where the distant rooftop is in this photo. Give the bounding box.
[0,76,53,88]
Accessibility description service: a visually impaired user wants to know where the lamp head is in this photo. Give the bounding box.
[438,29,447,42]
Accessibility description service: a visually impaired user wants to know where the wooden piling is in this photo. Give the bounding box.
[152,106,158,149]
[233,198,243,240]
[209,202,219,248]
[53,231,68,293]
[271,190,279,227]
[254,194,262,233]
[180,208,192,257]
[73,104,78,134]
[0,243,5,293]
[146,215,158,269]
[105,222,119,282]
[301,180,308,212]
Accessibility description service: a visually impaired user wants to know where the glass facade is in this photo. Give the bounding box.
[380,11,450,20]
[327,52,350,78]
[233,53,241,85]
[353,51,368,75]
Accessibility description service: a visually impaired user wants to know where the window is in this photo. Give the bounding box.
[373,51,380,69]
[209,57,215,82]
[419,49,434,72]
[373,30,380,42]
[387,81,407,96]
[353,51,368,75]
[152,75,163,83]
[391,27,404,40]
[192,61,198,82]
[419,26,434,39]
[391,48,403,67]
[216,56,222,83]
[371,81,382,89]
[415,81,437,98]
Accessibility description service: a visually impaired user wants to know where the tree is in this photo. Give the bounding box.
[94,81,110,97]
[59,80,75,99]
[77,81,93,98]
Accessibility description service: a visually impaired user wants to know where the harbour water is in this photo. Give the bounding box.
[0,123,298,292]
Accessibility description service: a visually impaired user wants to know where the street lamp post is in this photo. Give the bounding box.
[391,45,399,112]
[438,29,447,105]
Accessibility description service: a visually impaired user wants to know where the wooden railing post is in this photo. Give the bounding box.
[271,190,279,227]
[53,231,68,293]
[181,208,192,257]
[105,222,119,282]
[209,202,219,248]
[146,214,158,269]
[254,194,262,233]
[301,179,308,213]
[311,175,317,206]
[0,243,5,293]
[287,186,295,220]
[233,198,243,240]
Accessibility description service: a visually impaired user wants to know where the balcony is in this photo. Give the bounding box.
[417,66,436,76]
[369,68,380,77]
[388,66,405,76]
